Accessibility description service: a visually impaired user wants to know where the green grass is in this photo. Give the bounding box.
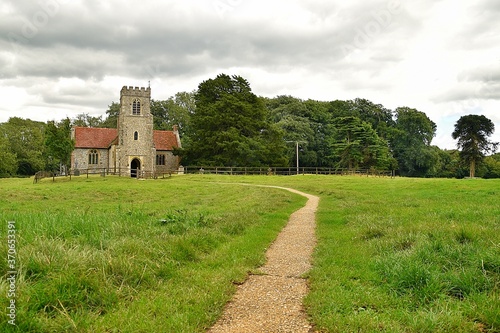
[1,175,499,332]
[0,175,306,332]
[236,175,499,333]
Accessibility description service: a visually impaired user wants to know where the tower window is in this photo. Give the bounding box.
[134,131,138,140]
[156,154,166,165]
[132,99,141,115]
[88,149,99,165]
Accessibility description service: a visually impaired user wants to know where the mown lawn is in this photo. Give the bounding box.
[0,175,305,332]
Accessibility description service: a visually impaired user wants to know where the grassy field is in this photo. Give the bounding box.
[0,175,305,332]
[1,175,499,332]
[230,175,500,333]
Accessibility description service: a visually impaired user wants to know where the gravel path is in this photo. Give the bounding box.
[208,186,319,333]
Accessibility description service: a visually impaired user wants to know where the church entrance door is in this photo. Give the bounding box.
[131,158,141,178]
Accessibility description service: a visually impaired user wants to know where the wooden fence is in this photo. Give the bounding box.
[33,167,177,183]
[184,166,395,177]
[34,166,395,183]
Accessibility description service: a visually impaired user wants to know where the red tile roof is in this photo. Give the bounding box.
[74,127,117,148]
[154,130,179,150]
[73,127,179,150]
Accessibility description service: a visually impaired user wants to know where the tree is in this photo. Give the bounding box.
[150,91,194,133]
[348,98,394,139]
[187,74,287,166]
[482,153,500,178]
[390,107,437,177]
[45,118,75,173]
[99,102,120,128]
[328,116,390,170]
[72,113,103,127]
[452,114,497,178]
[0,130,17,177]
[2,117,46,175]
[268,98,317,167]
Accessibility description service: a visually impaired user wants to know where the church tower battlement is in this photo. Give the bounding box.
[120,86,151,97]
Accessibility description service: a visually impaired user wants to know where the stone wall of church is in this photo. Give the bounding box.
[72,148,110,172]
[155,151,180,173]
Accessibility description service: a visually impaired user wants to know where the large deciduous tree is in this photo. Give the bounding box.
[2,117,46,175]
[267,97,317,167]
[150,91,195,134]
[45,118,75,173]
[390,107,437,177]
[186,74,287,166]
[452,114,497,178]
[0,130,17,177]
[348,98,394,139]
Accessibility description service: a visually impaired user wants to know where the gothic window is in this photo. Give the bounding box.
[156,154,166,165]
[88,149,99,165]
[134,131,138,140]
[132,99,141,115]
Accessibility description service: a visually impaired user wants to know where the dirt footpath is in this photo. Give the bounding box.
[208,186,319,333]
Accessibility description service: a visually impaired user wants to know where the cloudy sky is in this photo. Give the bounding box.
[1,0,499,149]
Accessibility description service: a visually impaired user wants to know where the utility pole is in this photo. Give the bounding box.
[286,141,306,175]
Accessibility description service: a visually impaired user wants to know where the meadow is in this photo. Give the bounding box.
[1,174,499,332]
[0,175,305,332]
[239,175,500,333]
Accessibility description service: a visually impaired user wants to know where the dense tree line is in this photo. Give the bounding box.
[0,74,498,178]
[0,117,73,177]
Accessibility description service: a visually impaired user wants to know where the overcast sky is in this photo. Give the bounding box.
[1,0,499,149]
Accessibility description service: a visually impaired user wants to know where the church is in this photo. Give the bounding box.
[70,86,181,177]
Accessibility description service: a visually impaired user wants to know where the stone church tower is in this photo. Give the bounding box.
[116,86,155,177]
[71,85,181,177]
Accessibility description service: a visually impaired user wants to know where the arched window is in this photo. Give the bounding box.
[134,131,138,140]
[132,99,141,115]
[88,149,99,165]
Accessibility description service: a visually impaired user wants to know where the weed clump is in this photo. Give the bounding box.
[375,233,497,305]
[159,209,212,234]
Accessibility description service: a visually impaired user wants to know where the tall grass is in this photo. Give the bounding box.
[0,175,305,332]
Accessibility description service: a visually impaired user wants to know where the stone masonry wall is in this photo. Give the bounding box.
[72,148,109,172]
[117,86,155,175]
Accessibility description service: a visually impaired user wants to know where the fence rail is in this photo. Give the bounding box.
[33,167,178,183]
[184,166,395,177]
[34,166,395,183]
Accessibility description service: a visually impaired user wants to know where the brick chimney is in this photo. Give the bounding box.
[172,125,181,148]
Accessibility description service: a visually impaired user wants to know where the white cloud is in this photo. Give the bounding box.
[0,0,499,149]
